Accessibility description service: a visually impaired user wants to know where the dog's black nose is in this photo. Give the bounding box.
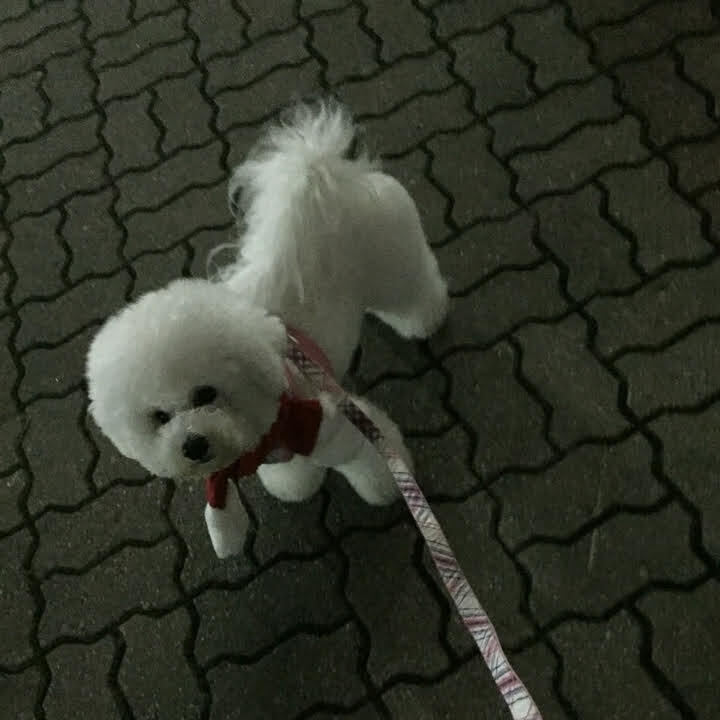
[182,434,209,461]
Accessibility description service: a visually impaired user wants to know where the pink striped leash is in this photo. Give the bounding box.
[287,334,543,720]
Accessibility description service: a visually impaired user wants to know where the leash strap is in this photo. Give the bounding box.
[287,335,543,720]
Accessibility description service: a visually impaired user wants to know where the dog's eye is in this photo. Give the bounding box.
[152,409,171,425]
[193,385,217,407]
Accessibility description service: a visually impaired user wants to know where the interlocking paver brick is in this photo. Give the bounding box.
[116,142,223,216]
[366,369,451,434]
[586,257,720,357]
[351,316,430,387]
[654,405,720,559]
[84,0,132,40]
[93,7,185,69]
[131,244,189,297]
[565,0,649,28]
[63,187,124,280]
[104,92,160,176]
[339,50,451,117]
[311,3,379,82]
[216,60,321,130]
[0,469,26,533]
[669,134,720,194]
[363,85,473,155]
[87,418,149,491]
[434,212,540,294]
[618,324,720,416]
[242,474,330,563]
[2,114,99,183]
[311,706,382,720]
[515,315,626,445]
[0,314,14,408]
[433,493,535,646]
[534,184,640,299]
[489,75,621,156]
[0,20,84,79]
[8,211,66,301]
[0,664,42,720]
[16,272,128,348]
[168,478,253,593]
[324,470,405,534]
[444,344,554,475]
[205,26,307,95]
[600,158,710,272]
[616,52,716,147]
[432,263,566,352]
[154,72,214,154]
[363,0,433,62]
[343,524,451,682]
[0,415,24,474]
[241,0,297,39]
[495,434,663,548]
[678,32,720,113]
[0,72,45,143]
[97,40,195,103]
[520,503,704,622]
[699,186,720,236]
[21,325,91,401]
[188,0,247,60]
[0,528,35,667]
[427,125,518,224]
[509,643,569,720]
[42,49,93,123]
[551,612,681,719]
[207,624,365,720]
[451,27,534,115]
[511,116,650,201]
[195,554,347,664]
[124,180,228,256]
[592,0,714,67]
[24,392,93,512]
[433,0,545,37]
[5,146,107,221]
[44,637,121,720]
[39,537,180,644]
[300,0,352,15]
[510,5,594,89]
[637,581,720,717]
[134,0,178,20]
[0,0,76,51]
[119,608,204,720]
[383,149,450,244]
[407,425,477,497]
[34,481,168,575]
[383,656,510,719]
[0,0,27,24]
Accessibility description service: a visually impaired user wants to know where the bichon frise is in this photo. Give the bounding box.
[86,101,448,556]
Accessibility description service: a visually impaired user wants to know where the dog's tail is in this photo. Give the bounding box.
[218,100,378,297]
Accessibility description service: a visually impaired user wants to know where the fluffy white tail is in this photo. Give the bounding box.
[217,101,378,298]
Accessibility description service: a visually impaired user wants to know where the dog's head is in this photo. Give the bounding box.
[86,278,287,479]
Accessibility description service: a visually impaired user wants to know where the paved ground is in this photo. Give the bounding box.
[1,0,720,718]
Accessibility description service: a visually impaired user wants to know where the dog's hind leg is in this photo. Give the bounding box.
[371,251,449,340]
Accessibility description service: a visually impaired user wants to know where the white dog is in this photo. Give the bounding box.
[86,101,448,557]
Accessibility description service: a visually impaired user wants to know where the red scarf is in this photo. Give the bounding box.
[205,327,332,509]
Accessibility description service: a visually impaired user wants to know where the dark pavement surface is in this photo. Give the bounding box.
[1,0,720,718]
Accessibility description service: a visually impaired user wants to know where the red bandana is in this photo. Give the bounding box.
[205,327,332,509]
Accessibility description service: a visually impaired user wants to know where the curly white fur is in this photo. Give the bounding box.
[86,100,448,522]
